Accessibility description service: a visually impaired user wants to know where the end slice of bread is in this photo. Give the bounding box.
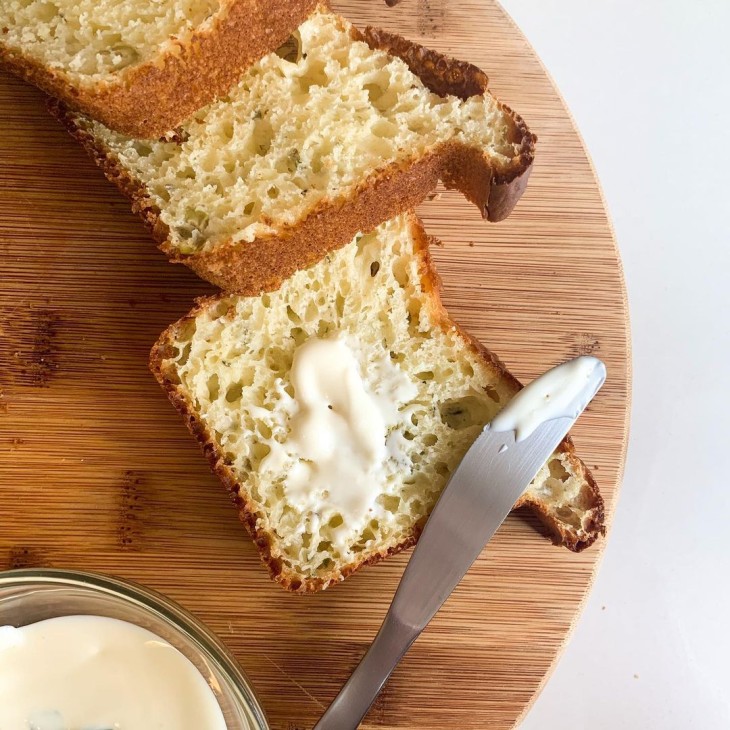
[51,6,535,294]
[0,0,318,137]
[150,213,603,593]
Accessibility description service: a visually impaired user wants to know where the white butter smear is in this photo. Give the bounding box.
[489,356,606,442]
[0,615,227,730]
[261,334,417,546]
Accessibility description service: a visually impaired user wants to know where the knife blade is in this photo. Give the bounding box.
[314,356,606,730]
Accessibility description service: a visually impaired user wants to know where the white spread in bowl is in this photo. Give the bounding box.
[0,614,228,729]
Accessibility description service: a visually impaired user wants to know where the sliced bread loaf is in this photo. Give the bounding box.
[0,0,318,137]
[51,6,535,294]
[150,213,603,592]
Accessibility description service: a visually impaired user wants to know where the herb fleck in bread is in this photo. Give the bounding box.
[150,214,603,593]
[0,0,318,137]
[51,6,535,294]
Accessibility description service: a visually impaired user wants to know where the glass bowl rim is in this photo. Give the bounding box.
[0,567,268,729]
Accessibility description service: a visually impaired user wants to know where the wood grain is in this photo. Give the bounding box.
[0,1,630,728]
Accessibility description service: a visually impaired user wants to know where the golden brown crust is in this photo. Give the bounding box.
[356,25,490,100]
[359,25,536,222]
[149,213,603,593]
[49,19,536,293]
[184,151,446,293]
[516,441,605,552]
[0,0,319,138]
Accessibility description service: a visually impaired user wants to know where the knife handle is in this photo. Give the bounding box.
[313,612,420,730]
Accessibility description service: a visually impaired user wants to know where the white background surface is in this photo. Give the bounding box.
[494,1,730,728]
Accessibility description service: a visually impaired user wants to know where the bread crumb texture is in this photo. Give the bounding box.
[0,0,221,80]
[72,8,519,254]
[159,216,591,584]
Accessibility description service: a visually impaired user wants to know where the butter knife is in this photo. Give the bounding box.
[314,356,606,730]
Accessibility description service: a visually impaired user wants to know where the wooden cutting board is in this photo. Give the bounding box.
[0,1,629,728]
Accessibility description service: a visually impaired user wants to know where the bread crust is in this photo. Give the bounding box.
[49,20,536,294]
[0,0,319,138]
[149,213,603,593]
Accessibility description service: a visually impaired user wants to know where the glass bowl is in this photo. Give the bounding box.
[0,568,268,730]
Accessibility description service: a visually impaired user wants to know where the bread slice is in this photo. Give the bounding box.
[150,213,603,592]
[0,0,318,137]
[50,5,535,295]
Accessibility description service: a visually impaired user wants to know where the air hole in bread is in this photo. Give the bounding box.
[556,505,581,528]
[133,141,152,157]
[434,462,450,477]
[206,373,219,401]
[155,185,171,202]
[225,383,243,403]
[286,305,301,324]
[220,120,234,142]
[275,32,302,64]
[238,367,254,388]
[174,224,195,242]
[378,495,400,513]
[177,166,195,180]
[211,301,231,319]
[266,347,290,373]
[165,368,181,386]
[99,44,140,71]
[184,207,209,234]
[305,300,319,322]
[392,259,409,288]
[176,341,192,367]
[298,58,329,93]
[549,459,570,482]
[223,448,238,465]
[310,155,323,174]
[364,82,385,105]
[439,395,491,430]
[252,442,270,463]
